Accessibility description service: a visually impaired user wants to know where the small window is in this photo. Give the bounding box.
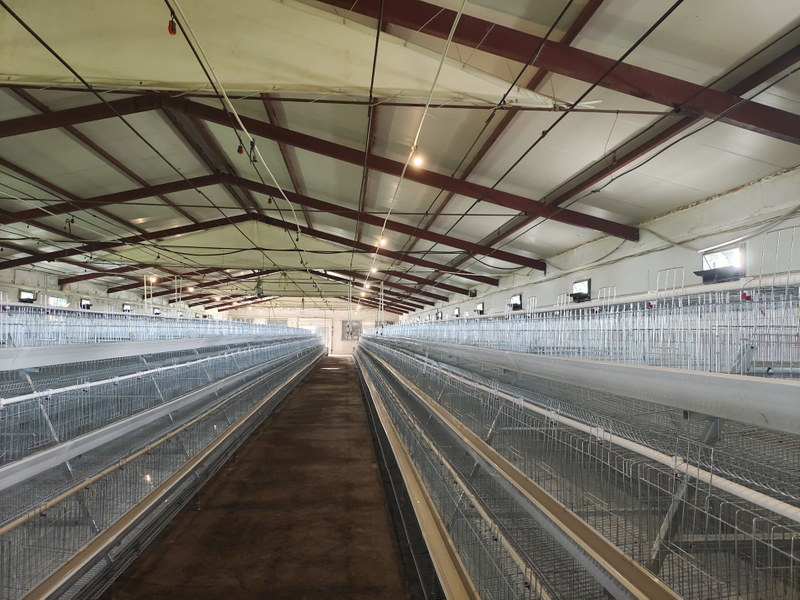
[48,296,68,308]
[122,304,132,313]
[453,308,460,318]
[475,302,484,316]
[178,312,184,318]
[570,279,591,303]
[436,311,443,321]
[153,308,161,316]
[702,247,742,270]
[19,290,35,304]
[507,294,522,312]
[79,298,92,310]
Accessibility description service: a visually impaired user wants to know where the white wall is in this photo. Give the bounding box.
[0,268,190,316]
[222,305,399,354]
[407,165,800,320]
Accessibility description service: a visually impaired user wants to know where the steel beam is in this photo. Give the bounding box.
[255,214,498,286]
[313,0,800,144]
[261,93,313,227]
[336,296,404,315]
[162,109,262,215]
[0,96,639,240]
[233,175,545,270]
[8,89,199,225]
[481,43,800,253]
[0,213,250,271]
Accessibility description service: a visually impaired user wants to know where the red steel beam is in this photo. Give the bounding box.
[256,214,498,286]
[311,271,428,309]
[0,169,544,270]
[162,270,280,301]
[0,157,154,237]
[336,296,404,315]
[0,173,224,225]
[313,0,800,144]
[161,109,262,215]
[0,214,251,272]
[349,292,416,313]
[8,90,198,225]
[0,96,639,240]
[232,175,545,270]
[486,43,800,249]
[173,97,639,241]
[105,267,219,294]
[337,270,448,301]
[403,0,606,255]
[379,271,467,295]
[261,93,313,227]
[355,103,379,243]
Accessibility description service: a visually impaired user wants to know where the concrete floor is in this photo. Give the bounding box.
[103,355,411,600]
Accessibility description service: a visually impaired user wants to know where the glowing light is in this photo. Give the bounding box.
[232,302,238,306]
[370,267,377,273]
[412,154,424,167]
[379,238,386,246]
[365,284,371,289]
[215,296,221,302]
[187,286,194,293]
[144,474,152,483]
[148,276,157,283]
[360,291,365,297]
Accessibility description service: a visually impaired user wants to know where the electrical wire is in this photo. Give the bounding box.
[166,0,331,311]
[0,0,281,303]
[358,0,469,309]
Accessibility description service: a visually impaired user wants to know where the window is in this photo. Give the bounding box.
[19,290,35,304]
[122,304,132,313]
[436,311,443,321]
[570,279,591,303]
[453,308,460,318]
[507,294,522,312]
[702,247,742,270]
[79,298,92,310]
[153,308,161,316]
[475,302,484,316]
[48,296,68,308]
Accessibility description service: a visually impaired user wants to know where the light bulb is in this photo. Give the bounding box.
[365,284,371,289]
[214,296,221,302]
[233,301,238,306]
[360,291,365,297]
[412,155,423,167]
[144,474,152,483]
[379,238,386,246]
[187,286,194,293]
[149,276,157,283]
[370,267,377,273]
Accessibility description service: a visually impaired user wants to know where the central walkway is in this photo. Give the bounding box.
[104,355,411,600]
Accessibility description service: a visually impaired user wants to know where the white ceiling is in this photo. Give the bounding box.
[0,0,798,312]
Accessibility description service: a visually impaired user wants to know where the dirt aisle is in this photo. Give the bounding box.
[104,355,410,600]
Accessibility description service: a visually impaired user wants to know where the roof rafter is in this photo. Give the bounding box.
[0,96,640,240]
[313,0,800,144]
[260,93,313,227]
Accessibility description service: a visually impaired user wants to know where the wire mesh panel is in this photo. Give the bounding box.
[361,338,800,600]
[371,285,800,379]
[0,344,323,600]
[0,303,302,348]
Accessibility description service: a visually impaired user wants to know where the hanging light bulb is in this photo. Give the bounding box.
[370,267,377,273]
[412,154,424,167]
[214,296,221,302]
[360,291,365,297]
[187,286,194,293]
[379,237,387,246]
[149,276,157,283]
